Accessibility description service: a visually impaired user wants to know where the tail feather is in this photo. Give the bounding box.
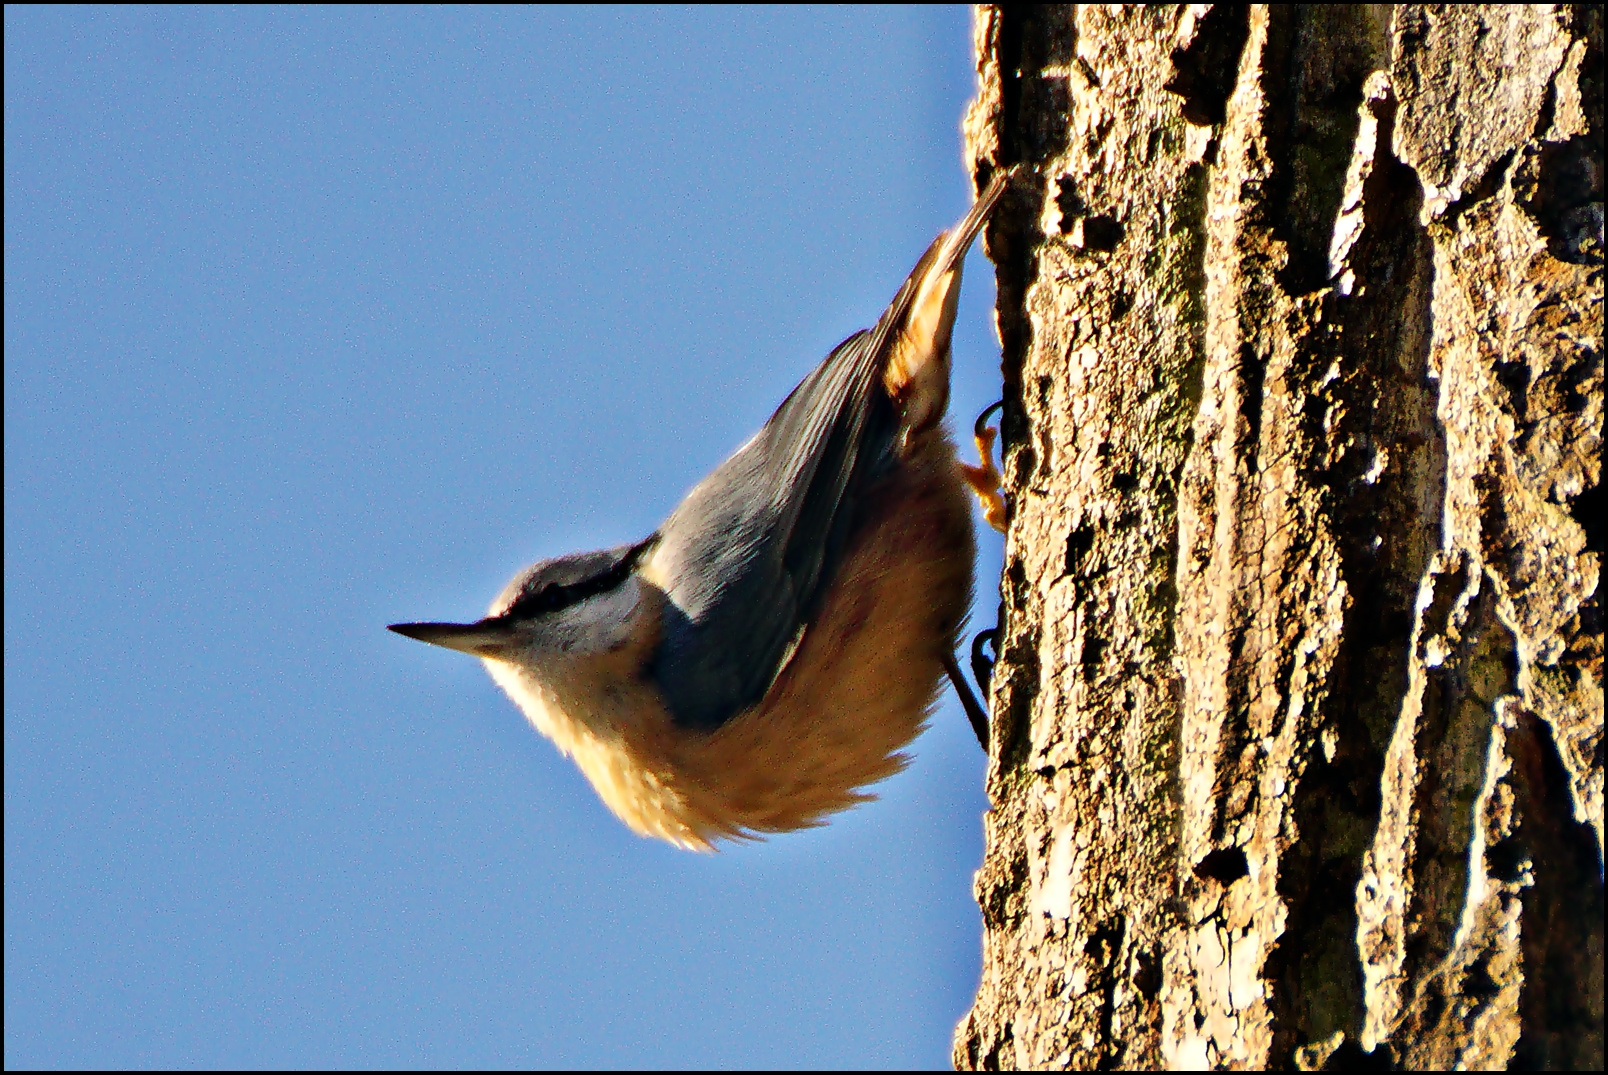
[880,166,1018,433]
[930,166,1016,284]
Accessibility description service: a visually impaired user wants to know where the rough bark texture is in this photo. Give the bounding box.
[956,5,1602,1069]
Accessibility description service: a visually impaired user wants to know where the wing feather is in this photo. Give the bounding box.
[646,168,1015,730]
[647,329,895,730]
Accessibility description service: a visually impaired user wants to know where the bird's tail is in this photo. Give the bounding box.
[928,164,1017,284]
[878,164,1019,434]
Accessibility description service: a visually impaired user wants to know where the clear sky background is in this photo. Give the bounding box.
[6,7,1010,1068]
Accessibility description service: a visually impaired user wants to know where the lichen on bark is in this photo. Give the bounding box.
[956,5,1602,1069]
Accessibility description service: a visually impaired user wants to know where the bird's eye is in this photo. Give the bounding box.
[508,583,564,618]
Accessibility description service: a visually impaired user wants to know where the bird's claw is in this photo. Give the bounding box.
[958,400,1008,533]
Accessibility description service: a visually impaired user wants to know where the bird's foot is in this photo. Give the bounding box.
[958,400,1008,533]
[942,651,989,751]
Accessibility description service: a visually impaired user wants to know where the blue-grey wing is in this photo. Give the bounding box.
[646,328,900,730]
[641,171,1013,731]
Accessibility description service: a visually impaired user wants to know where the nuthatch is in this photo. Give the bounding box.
[391,169,1014,849]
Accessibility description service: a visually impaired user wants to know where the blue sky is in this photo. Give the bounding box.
[6,7,1008,1068]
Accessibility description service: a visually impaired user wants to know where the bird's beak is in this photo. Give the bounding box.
[388,619,517,658]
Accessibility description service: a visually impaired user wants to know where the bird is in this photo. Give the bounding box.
[391,167,1015,849]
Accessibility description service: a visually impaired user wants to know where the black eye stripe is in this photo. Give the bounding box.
[505,537,656,619]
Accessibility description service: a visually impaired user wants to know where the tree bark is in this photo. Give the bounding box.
[955,5,1602,1069]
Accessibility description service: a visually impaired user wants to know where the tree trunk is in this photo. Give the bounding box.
[955,5,1602,1069]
